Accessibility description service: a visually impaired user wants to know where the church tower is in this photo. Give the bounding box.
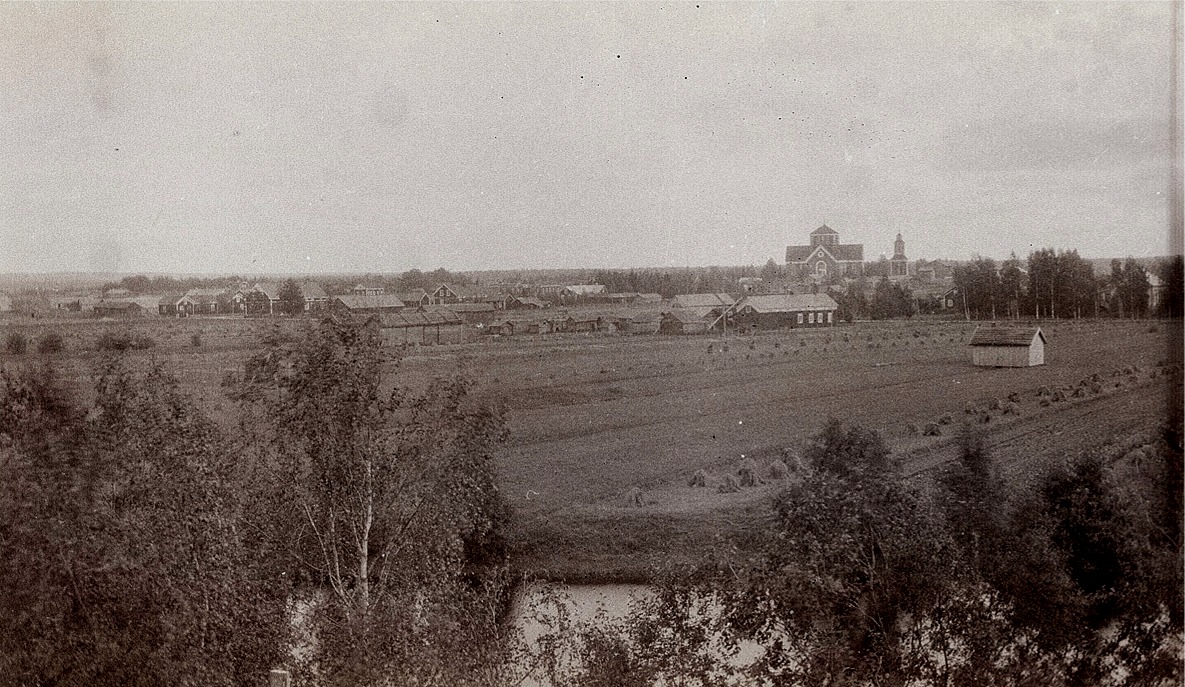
[889,233,909,278]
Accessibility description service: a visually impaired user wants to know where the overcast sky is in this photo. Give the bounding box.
[0,2,1177,275]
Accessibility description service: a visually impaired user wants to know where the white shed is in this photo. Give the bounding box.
[968,327,1046,367]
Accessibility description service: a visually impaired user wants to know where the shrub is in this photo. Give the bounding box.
[36,332,64,354]
[4,332,28,355]
[190,332,203,348]
[96,331,154,351]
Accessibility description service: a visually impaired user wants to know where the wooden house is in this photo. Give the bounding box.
[658,310,711,335]
[671,293,735,309]
[732,294,839,330]
[968,327,1046,367]
[93,300,144,318]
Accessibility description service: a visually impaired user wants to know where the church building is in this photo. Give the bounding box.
[784,225,865,281]
[889,233,911,279]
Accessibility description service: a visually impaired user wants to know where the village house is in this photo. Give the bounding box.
[785,225,866,281]
[732,294,839,330]
[301,282,330,312]
[352,283,385,297]
[245,283,282,316]
[507,296,548,310]
[968,326,1046,367]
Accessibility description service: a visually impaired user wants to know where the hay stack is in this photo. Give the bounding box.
[717,474,741,494]
[624,486,646,507]
[988,399,1002,411]
[1051,390,1066,402]
[938,414,954,425]
[1037,385,1052,396]
[1003,402,1021,416]
[780,447,806,472]
[923,422,942,436]
[738,457,763,487]
[1007,392,1021,403]
[768,459,789,481]
[906,422,921,436]
[688,469,708,488]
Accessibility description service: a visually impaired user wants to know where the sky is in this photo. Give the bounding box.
[0,2,1178,275]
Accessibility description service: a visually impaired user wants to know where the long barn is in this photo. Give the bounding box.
[732,294,839,330]
[968,326,1046,367]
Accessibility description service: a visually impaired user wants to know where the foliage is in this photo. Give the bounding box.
[4,331,28,355]
[277,278,304,316]
[1108,258,1151,318]
[95,330,156,351]
[36,331,64,354]
[1155,255,1183,318]
[0,360,289,686]
[870,277,914,320]
[1027,248,1099,319]
[228,316,513,685]
[529,420,1184,687]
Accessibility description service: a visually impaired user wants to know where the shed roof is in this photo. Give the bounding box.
[968,327,1046,347]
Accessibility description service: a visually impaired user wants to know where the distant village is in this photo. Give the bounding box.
[0,224,1177,346]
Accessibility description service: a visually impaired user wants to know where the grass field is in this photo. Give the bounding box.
[2,315,1178,582]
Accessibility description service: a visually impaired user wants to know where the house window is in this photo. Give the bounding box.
[797,313,803,324]
[826,311,833,323]
[815,261,827,278]
[808,312,815,324]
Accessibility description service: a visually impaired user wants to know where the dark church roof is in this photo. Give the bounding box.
[785,243,865,263]
[811,224,839,235]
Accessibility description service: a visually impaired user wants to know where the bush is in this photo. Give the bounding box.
[96,331,156,352]
[190,333,203,348]
[4,332,28,355]
[36,332,64,354]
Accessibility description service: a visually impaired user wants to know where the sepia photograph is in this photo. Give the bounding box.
[1,2,1181,685]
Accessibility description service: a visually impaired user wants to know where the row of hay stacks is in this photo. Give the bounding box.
[624,451,808,507]
[906,359,1178,439]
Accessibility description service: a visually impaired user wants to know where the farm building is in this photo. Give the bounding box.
[396,289,431,308]
[733,294,839,330]
[658,310,712,335]
[93,300,145,318]
[377,310,468,345]
[245,283,282,316]
[968,327,1046,367]
[332,294,407,315]
[421,302,496,324]
[301,282,330,312]
[671,293,735,309]
[560,316,603,333]
[175,288,224,316]
[507,296,548,310]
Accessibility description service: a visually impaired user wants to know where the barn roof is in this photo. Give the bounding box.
[968,327,1045,347]
[334,294,406,310]
[423,302,494,313]
[671,293,734,308]
[661,310,711,324]
[377,310,462,328]
[738,294,839,313]
[564,284,607,296]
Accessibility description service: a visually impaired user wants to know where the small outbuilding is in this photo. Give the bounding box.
[968,326,1046,367]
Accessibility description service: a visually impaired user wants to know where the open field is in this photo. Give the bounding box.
[2,316,1179,582]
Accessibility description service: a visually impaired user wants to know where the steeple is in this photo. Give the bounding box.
[893,233,906,260]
